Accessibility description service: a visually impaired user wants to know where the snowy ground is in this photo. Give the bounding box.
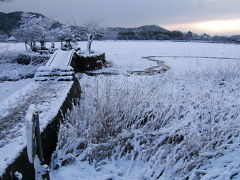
[0,42,52,99]
[0,42,77,176]
[82,41,240,73]
[0,63,41,81]
[48,41,240,179]
[0,80,74,176]
[0,78,33,101]
[1,41,240,179]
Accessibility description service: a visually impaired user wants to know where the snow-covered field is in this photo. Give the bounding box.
[1,40,240,74]
[1,41,240,179]
[88,41,240,73]
[49,41,240,179]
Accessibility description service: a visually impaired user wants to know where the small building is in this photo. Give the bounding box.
[6,36,17,43]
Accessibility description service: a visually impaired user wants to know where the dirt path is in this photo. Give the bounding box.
[130,56,170,75]
[84,56,170,76]
[143,56,170,71]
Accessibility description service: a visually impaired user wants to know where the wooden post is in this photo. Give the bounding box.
[34,113,44,163]
[33,112,50,180]
[25,106,50,180]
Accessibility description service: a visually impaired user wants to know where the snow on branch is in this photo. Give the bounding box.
[81,17,104,54]
[82,17,104,35]
[13,12,54,51]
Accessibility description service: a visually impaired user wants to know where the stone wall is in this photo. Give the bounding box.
[71,53,106,72]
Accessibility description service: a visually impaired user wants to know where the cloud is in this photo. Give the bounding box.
[0,0,13,2]
[0,0,240,34]
[164,18,240,35]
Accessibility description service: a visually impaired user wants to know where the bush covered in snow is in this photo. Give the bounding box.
[0,46,49,81]
[16,53,50,65]
[52,68,240,179]
[0,63,41,81]
[0,46,20,63]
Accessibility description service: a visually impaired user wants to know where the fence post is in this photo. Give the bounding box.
[34,112,44,163]
[25,104,50,180]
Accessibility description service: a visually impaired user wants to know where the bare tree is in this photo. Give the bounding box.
[82,18,104,54]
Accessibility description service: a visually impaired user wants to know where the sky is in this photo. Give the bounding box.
[1,0,240,35]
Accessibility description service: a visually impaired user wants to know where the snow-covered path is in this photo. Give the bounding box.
[0,78,33,101]
[0,80,73,176]
[0,45,80,176]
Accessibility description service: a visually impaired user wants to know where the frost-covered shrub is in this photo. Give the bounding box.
[0,63,41,81]
[16,53,50,65]
[53,71,240,179]
[0,47,20,63]
[0,47,48,81]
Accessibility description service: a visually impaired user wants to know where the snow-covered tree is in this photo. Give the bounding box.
[82,18,104,54]
[51,25,72,43]
[15,13,53,51]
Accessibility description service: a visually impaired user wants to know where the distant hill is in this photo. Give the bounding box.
[105,25,170,33]
[0,12,22,35]
[0,11,46,35]
[0,11,176,41]
[0,11,62,36]
[136,25,170,33]
[103,25,172,40]
[104,25,181,40]
[0,11,240,43]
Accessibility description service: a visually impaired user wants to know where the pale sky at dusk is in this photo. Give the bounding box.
[1,0,240,35]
